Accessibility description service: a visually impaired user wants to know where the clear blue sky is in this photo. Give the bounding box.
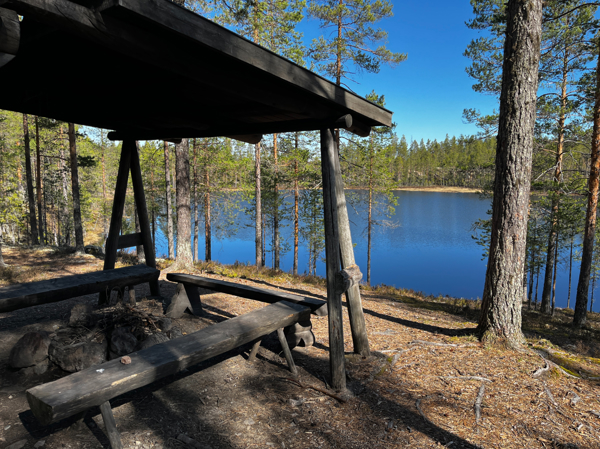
[299,0,499,143]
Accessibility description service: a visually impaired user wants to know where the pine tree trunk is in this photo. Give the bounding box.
[175,139,193,267]
[541,51,568,314]
[255,142,262,267]
[367,142,373,286]
[193,139,199,262]
[293,143,299,276]
[35,116,44,244]
[535,265,540,309]
[205,165,211,262]
[528,240,535,308]
[164,142,175,259]
[150,163,156,247]
[477,0,542,346]
[273,134,280,270]
[101,130,108,236]
[23,114,38,245]
[43,184,48,243]
[591,275,596,313]
[0,241,5,268]
[551,232,558,315]
[574,42,600,328]
[568,238,573,308]
[61,176,70,245]
[135,208,145,262]
[541,222,558,314]
[262,212,266,266]
[68,123,84,253]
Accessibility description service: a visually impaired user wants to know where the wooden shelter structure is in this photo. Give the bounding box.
[0,0,393,390]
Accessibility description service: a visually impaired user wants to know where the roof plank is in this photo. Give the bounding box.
[0,0,393,136]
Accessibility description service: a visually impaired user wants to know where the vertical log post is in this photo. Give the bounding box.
[320,127,346,391]
[323,115,370,355]
[129,140,160,296]
[127,285,136,306]
[330,137,370,356]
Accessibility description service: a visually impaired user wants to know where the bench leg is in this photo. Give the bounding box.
[277,328,298,377]
[99,289,109,306]
[128,285,136,306]
[99,401,123,449]
[166,283,203,318]
[248,339,262,362]
[149,279,160,297]
[183,284,203,316]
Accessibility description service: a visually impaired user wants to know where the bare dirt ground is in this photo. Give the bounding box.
[1,247,600,449]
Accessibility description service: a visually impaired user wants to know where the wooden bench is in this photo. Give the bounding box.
[166,273,328,316]
[0,264,160,313]
[26,301,310,449]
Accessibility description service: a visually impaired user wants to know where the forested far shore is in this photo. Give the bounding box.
[0,103,597,296]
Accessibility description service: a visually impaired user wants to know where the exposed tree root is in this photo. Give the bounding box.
[415,396,432,424]
[380,348,415,355]
[542,382,558,408]
[567,391,581,407]
[474,383,486,424]
[532,359,551,378]
[441,376,491,383]
[283,377,347,403]
[394,362,417,371]
[410,340,458,347]
[532,351,580,379]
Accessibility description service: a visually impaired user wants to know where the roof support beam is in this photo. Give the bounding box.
[106,115,367,142]
[226,134,263,145]
[0,7,19,69]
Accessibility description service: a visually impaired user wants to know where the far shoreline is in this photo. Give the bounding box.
[221,185,484,193]
[393,186,482,193]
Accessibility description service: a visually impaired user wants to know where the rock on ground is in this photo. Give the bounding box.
[110,327,138,357]
[9,332,51,369]
[68,304,94,327]
[138,332,170,350]
[49,340,107,372]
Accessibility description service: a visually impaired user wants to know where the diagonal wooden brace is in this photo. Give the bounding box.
[99,401,123,449]
[277,328,298,376]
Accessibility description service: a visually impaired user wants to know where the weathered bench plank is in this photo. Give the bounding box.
[166,273,327,316]
[27,301,310,425]
[0,264,160,313]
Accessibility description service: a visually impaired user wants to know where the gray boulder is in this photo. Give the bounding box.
[157,317,173,332]
[168,327,184,340]
[9,332,51,369]
[138,332,169,350]
[69,303,94,327]
[49,340,107,372]
[110,327,138,356]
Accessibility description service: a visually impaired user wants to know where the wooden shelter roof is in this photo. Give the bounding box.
[0,0,393,142]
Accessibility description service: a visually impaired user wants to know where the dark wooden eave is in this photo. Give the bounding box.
[0,0,393,140]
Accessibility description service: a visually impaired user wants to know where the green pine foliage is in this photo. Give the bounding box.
[308,0,406,85]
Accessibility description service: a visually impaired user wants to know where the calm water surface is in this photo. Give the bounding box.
[154,190,593,311]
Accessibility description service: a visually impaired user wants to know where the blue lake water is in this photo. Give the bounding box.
[153,190,596,312]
